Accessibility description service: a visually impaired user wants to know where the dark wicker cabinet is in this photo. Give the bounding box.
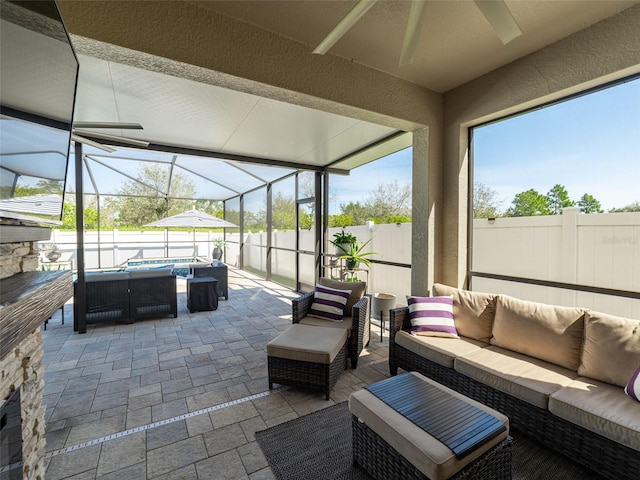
[192,264,228,300]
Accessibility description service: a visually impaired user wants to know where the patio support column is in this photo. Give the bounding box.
[322,168,330,278]
[74,143,87,334]
[411,128,435,296]
[239,194,244,269]
[314,172,322,283]
[266,182,272,281]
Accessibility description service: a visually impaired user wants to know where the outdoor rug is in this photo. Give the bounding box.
[256,402,605,480]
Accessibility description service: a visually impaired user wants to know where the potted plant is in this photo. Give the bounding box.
[339,238,378,270]
[330,228,357,255]
[212,237,226,260]
[46,244,62,262]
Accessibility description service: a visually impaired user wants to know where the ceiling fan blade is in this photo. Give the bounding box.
[72,134,116,153]
[73,129,150,148]
[73,121,143,130]
[399,0,429,67]
[474,0,522,45]
[313,0,378,55]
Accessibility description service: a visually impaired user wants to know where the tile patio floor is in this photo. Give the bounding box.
[42,267,391,479]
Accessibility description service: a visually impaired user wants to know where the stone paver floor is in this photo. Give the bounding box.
[42,267,391,479]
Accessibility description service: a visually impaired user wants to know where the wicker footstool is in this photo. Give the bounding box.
[349,372,512,480]
[267,324,348,400]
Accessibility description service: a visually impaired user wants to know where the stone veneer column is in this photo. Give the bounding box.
[1,239,47,479]
[0,330,47,480]
[0,241,40,279]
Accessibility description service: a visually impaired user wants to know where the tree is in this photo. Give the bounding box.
[271,192,296,230]
[363,181,411,223]
[547,184,575,214]
[340,202,368,226]
[35,179,64,194]
[473,182,502,218]
[193,199,223,217]
[506,189,550,216]
[105,164,196,227]
[60,194,100,230]
[328,214,354,228]
[609,201,640,213]
[578,193,603,214]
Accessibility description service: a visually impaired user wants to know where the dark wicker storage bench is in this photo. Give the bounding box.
[74,270,177,332]
[389,307,639,480]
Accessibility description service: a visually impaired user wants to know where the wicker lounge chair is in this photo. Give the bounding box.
[291,278,370,368]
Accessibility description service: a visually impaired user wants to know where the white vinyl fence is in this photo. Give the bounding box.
[41,223,413,306]
[472,208,640,318]
[237,223,412,304]
[41,209,639,318]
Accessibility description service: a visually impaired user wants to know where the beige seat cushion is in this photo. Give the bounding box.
[299,315,353,337]
[267,324,347,364]
[549,377,640,451]
[432,284,496,342]
[490,295,585,371]
[395,330,488,368]
[318,277,366,313]
[129,267,173,278]
[349,372,509,480]
[578,310,640,387]
[455,346,577,409]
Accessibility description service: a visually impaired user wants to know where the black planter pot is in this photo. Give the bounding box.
[345,259,360,270]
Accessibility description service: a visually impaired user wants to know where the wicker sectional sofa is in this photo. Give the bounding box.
[74,268,177,332]
[389,283,640,480]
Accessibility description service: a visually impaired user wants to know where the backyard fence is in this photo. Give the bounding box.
[472,207,640,318]
[41,209,639,318]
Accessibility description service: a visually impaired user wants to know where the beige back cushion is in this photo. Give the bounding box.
[578,310,640,387]
[318,278,366,313]
[490,295,585,371]
[432,283,496,342]
[129,268,173,278]
[86,271,129,282]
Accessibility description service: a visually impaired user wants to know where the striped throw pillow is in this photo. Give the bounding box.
[308,285,351,322]
[625,364,640,402]
[408,295,458,338]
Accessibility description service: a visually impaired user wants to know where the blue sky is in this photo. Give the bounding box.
[473,77,640,212]
[330,76,639,214]
[329,148,412,215]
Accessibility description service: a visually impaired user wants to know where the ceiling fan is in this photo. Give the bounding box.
[71,121,150,153]
[313,0,522,66]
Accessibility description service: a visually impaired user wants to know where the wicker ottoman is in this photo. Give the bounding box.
[267,324,348,400]
[349,372,512,480]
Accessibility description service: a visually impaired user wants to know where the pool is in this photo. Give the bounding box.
[127,257,209,278]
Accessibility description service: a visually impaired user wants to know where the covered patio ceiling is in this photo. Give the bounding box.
[59,0,636,193]
[71,52,403,175]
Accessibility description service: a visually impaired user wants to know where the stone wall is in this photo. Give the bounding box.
[1,234,47,478]
[0,329,47,480]
[0,241,40,279]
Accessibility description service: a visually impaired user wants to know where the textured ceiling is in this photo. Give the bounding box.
[192,0,636,92]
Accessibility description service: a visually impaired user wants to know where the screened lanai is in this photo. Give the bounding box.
[68,128,413,294]
[51,27,417,297]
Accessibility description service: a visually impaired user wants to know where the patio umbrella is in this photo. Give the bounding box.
[145,209,237,258]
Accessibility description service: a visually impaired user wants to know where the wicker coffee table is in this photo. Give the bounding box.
[349,372,512,480]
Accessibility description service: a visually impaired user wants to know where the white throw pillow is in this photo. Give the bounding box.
[307,284,351,322]
[408,295,458,338]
